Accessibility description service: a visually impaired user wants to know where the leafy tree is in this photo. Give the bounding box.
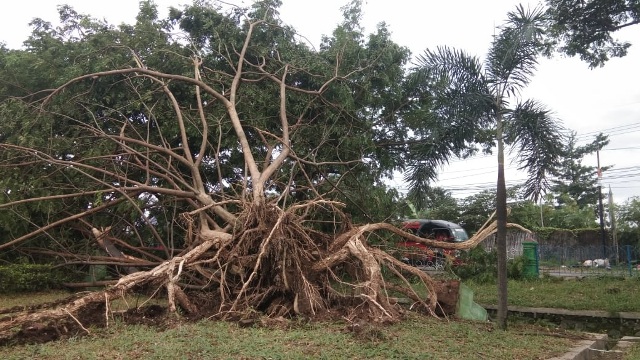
[459,189,500,234]
[0,2,195,261]
[509,199,547,229]
[0,0,487,331]
[409,6,565,329]
[543,195,599,228]
[457,187,526,233]
[544,0,640,68]
[407,186,461,221]
[616,196,640,248]
[550,132,610,209]
[618,196,640,229]
[618,196,640,246]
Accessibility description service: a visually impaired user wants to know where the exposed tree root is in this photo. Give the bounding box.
[0,202,528,342]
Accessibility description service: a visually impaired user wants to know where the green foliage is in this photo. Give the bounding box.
[0,1,194,256]
[619,196,640,229]
[452,247,526,283]
[0,0,416,261]
[617,196,640,246]
[0,264,78,293]
[549,132,609,209]
[401,187,462,223]
[544,0,640,68]
[458,190,498,233]
[457,187,520,233]
[521,195,600,229]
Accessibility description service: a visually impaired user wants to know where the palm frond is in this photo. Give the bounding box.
[414,47,495,134]
[404,136,456,210]
[505,99,566,201]
[415,46,487,97]
[405,47,498,208]
[486,4,547,98]
[405,162,439,210]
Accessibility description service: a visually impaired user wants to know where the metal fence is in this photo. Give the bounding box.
[480,230,640,277]
[538,244,640,277]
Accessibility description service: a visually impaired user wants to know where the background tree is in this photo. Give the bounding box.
[408,187,461,221]
[549,132,610,209]
[515,196,604,230]
[544,0,640,68]
[458,187,521,234]
[618,196,640,246]
[409,6,565,329]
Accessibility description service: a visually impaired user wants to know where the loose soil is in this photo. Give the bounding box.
[0,296,171,346]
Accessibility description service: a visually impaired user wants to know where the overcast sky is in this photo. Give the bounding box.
[2,0,639,203]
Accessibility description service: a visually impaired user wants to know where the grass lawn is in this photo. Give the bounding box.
[0,290,73,309]
[5,276,635,359]
[625,342,640,360]
[1,313,578,360]
[467,276,640,313]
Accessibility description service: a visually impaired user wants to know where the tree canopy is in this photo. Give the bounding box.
[549,132,610,209]
[545,0,640,67]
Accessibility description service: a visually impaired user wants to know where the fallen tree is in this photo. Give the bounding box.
[0,1,530,339]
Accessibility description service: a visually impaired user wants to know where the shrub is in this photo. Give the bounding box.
[0,264,78,293]
[452,247,526,283]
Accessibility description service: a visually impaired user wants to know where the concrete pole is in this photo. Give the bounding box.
[597,150,606,259]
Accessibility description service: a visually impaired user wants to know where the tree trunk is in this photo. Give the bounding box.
[495,113,508,330]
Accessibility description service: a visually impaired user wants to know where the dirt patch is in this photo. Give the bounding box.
[0,301,172,346]
[0,301,103,346]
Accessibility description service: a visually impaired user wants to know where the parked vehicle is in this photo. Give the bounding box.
[397,219,469,268]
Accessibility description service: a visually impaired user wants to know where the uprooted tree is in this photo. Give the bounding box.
[0,0,527,334]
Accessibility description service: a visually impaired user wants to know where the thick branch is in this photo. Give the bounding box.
[0,196,131,251]
[259,64,291,191]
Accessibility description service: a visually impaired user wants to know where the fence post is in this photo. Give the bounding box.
[627,245,632,277]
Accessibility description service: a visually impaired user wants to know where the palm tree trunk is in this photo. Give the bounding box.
[496,112,508,330]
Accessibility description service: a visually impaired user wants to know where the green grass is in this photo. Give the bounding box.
[467,276,640,312]
[624,341,640,360]
[0,290,72,309]
[7,277,637,359]
[2,314,576,360]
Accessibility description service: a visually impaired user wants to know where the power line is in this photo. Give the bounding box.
[575,122,640,141]
[602,146,640,151]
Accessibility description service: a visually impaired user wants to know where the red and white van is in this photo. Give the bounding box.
[397,219,469,267]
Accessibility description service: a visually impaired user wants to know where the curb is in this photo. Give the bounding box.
[547,333,607,360]
[482,304,640,320]
[613,336,640,353]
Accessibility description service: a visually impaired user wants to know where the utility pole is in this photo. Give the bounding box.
[597,150,606,259]
[539,197,544,227]
[608,186,618,264]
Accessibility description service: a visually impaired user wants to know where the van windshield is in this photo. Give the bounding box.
[453,228,469,242]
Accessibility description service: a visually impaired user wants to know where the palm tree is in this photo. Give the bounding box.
[407,5,565,329]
